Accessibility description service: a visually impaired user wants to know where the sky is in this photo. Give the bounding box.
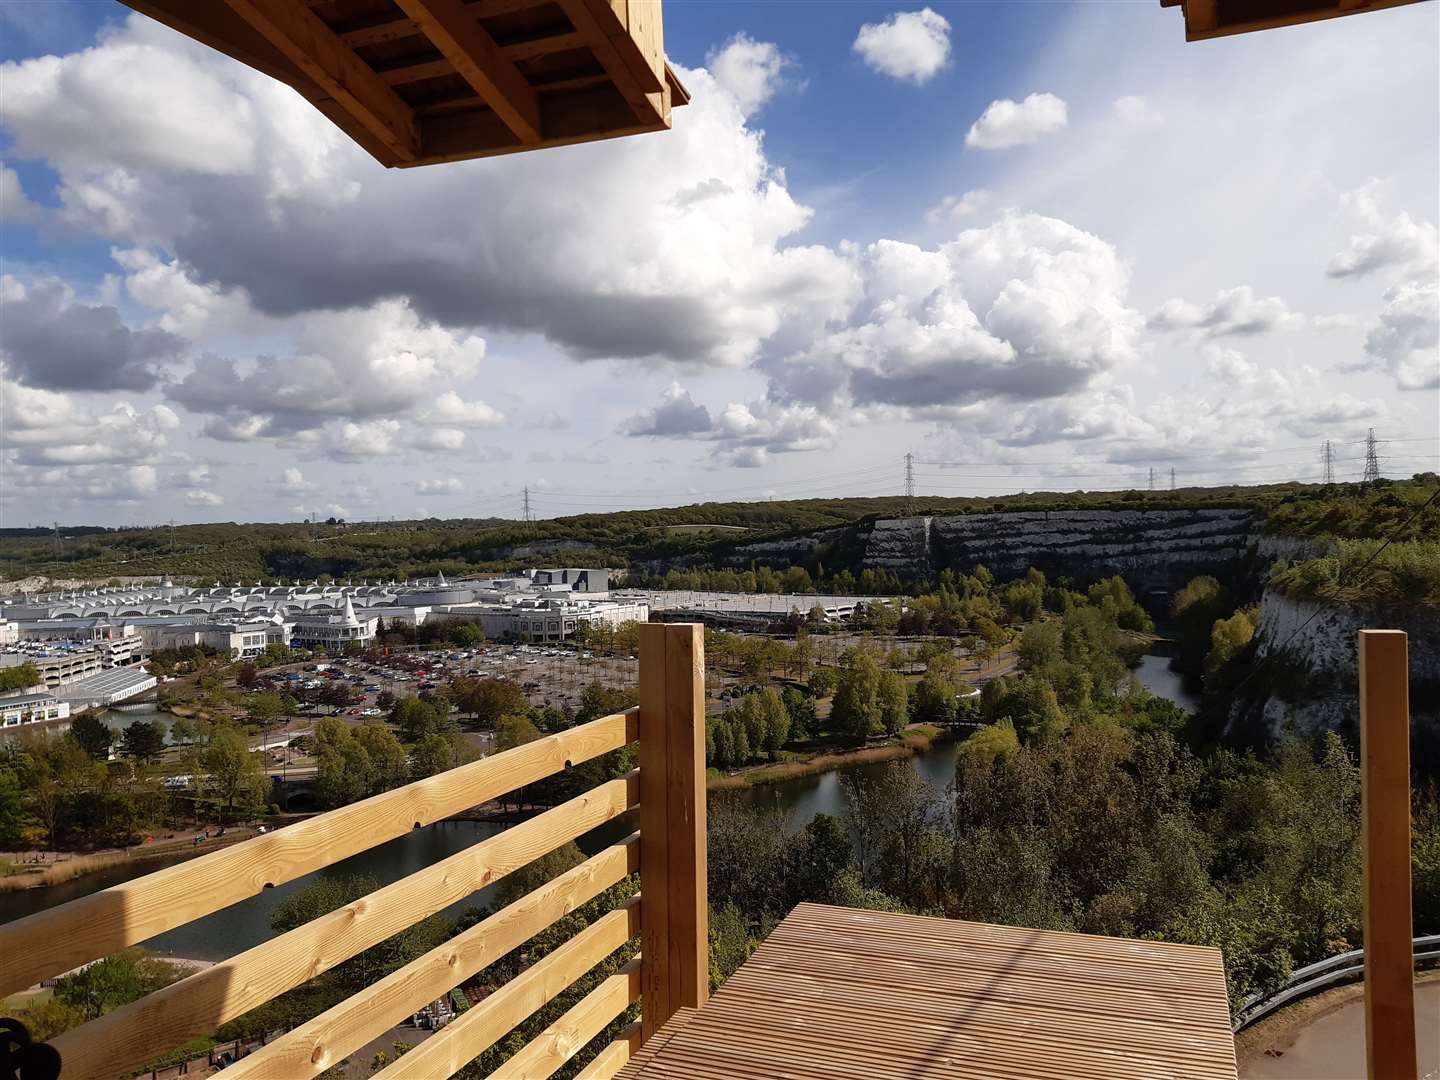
[0,0,1436,527]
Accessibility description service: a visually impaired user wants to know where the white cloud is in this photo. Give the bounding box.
[279,467,318,494]
[0,166,42,225]
[853,8,951,85]
[1113,95,1163,127]
[328,420,401,462]
[184,489,224,508]
[966,93,1068,150]
[769,213,1142,414]
[412,428,468,453]
[1364,279,1439,390]
[706,34,794,117]
[427,391,504,428]
[925,189,991,225]
[1148,285,1302,336]
[416,478,463,496]
[622,382,713,436]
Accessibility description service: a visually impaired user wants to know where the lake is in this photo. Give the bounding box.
[2,651,1197,961]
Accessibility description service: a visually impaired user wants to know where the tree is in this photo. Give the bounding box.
[169,715,198,744]
[249,691,285,734]
[451,678,528,728]
[1171,576,1231,677]
[877,669,909,736]
[202,725,267,821]
[69,712,115,761]
[831,651,882,743]
[119,720,166,763]
[781,687,817,741]
[236,662,260,689]
[352,722,408,794]
[390,695,452,743]
[912,663,967,727]
[957,719,1020,768]
[1018,621,1063,671]
[0,765,23,844]
[0,662,42,692]
[807,668,837,697]
[410,732,477,780]
[1205,608,1259,680]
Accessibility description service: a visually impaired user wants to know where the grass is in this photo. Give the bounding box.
[707,724,952,791]
[0,851,130,893]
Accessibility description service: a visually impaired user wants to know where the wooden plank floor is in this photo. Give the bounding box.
[619,902,1238,1079]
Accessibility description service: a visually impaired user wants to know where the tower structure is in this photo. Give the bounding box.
[523,485,533,523]
[904,452,916,515]
[1148,467,1156,491]
[1362,429,1381,484]
[1170,467,1176,490]
[1322,440,1335,485]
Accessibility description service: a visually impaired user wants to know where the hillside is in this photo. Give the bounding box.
[1,475,1434,586]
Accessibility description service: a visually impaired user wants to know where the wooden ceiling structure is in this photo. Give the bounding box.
[120,0,688,167]
[1162,0,1427,40]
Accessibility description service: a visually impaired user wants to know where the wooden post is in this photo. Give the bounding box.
[638,622,708,1040]
[1358,629,1417,1080]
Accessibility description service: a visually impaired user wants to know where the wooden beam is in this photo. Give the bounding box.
[1184,0,1219,34]
[1359,629,1418,1080]
[395,0,542,144]
[0,708,636,997]
[339,0,538,49]
[374,898,642,1079]
[50,777,639,1079]
[224,0,420,160]
[489,957,641,1078]
[553,0,663,124]
[226,835,639,1080]
[378,32,587,87]
[572,1022,643,1080]
[638,623,708,1040]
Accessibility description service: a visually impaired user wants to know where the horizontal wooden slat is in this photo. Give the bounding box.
[489,956,640,1078]
[616,903,1236,1080]
[375,897,641,1079]
[395,0,543,143]
[52,775,639,1080]
[227,834,640,1080]
[572,1022,643,1080]
[0,708,636,997]
[379,30,585,85]
[339,0,540,48]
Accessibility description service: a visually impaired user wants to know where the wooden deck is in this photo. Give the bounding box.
[618,903,1239,1080]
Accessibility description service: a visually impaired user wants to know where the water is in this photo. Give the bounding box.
[0,814,636,962]
[96,701,176,743]
[4,649,1196,956]
[1132,653,1201,713]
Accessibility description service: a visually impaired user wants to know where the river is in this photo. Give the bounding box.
[1,652,1197,963]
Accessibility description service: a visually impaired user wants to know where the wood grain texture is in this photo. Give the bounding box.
[1359,630,1418,1080]
[394,0,542,143]
[374,897,641,1080]
[617,903,1236,1079]
[0,708,635,998]
[52,775,639,1080]
[572,1022,643,1080]
[223,0,420,158]
[488,956,640,1078]
[225,835,640,1080]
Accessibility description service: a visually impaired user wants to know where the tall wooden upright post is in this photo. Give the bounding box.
[1358,629,1417,1080]
[638,622,708,1040]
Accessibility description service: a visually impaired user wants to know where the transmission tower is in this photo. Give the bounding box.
[522,485,532,523]
[1361,428,1381,484]
[1321,440,1335,485]
[1169,467,1176,491]
[1148,467,1155,491]
[904,452,915,515]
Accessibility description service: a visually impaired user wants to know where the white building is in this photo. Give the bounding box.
[0,691,71,731]
[428,596,648,643]
[53,667,158,710]
[141,619,284,658]
[0,618,18,646]
[291,598,378,650]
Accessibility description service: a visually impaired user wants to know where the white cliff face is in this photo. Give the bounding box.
[863,508,1259,588]
[1231,587,1440,740]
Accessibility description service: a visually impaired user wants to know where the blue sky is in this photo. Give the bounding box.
[1,1,1436,525]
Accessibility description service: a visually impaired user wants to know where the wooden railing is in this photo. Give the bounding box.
[0,623,708,1080]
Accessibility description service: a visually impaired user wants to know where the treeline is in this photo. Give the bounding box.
[1269,539,1440,606]
[8,476,1432,585]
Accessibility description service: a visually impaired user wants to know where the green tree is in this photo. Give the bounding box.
[0,661,42,692]
[0,765,24,844]
[877,669,909,736]
[831,651,882,743]
[202,725,267,821]
[119,720,166,763]
[1205,608,1259,680]
[1171,576,1231,678]
[69,711,115,761]
[450,678,528,728]
[410,732,477,780]
[781,687,817,741]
